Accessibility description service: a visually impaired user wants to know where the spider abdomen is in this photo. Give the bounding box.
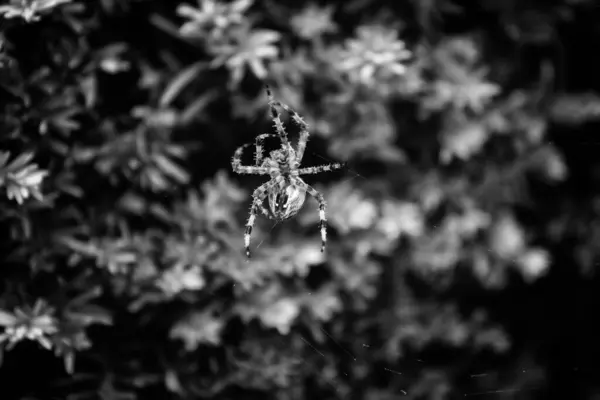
[268,183,307,220]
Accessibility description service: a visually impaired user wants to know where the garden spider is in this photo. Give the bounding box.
[231,85,345,259]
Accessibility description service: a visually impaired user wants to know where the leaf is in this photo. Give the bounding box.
[145,167,169,191]
[549,93,600,125]
[80,75,97,108]
[49,108,82,133]
[232,0,254,12]
[163,144,188,159]
[0,309,16,326]
[250,30,281,45]
[68,286,103,307]
[153,153,190,184]
[71,147,98,163]
[0,152,10,168]
[160,61,207,107]
[67,305,113,326]
[37,0,72,12]
[150,13,195,44]
[64,351,75,375]
[440,120,489,163]
[5,152,34,172]
[180,90,219,124]
[57,237,99,257]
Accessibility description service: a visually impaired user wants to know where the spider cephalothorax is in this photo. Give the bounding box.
[231,85,345,258]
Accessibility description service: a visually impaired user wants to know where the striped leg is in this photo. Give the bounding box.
[294,119,310,166]
[294,179,328,253]
[244,180,277,258]
[232,143,271,175]
[273,103,310,165]
[265,85,290,146]
[297,162,346,176]
[253,133,279,166]
[264,86,311,165]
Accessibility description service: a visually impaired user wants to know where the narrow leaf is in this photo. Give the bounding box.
[160,61,206,107]
[180,90,218,124]
[0,309,16,326]
[153,154,190,184]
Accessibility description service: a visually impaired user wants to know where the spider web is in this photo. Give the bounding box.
[265,318,596,399]
[238,148,592,399]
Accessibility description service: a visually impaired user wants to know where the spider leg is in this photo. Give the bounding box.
[293,115,310,166]
[232,143,272,175]
[265,85,290,146]
[292,178,329,253]
[269,99,310,164]
[244,179,278,258]
[297,162,346,176]
[253,133,279,166]
[264,85,311,165]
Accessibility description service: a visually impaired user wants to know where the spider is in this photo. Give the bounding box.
[231,85,345,259]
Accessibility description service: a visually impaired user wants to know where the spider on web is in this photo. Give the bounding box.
[231,85,345,259]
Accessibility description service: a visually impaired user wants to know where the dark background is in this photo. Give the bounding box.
[1,0,600,399]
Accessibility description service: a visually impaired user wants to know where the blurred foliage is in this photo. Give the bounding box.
[0,0,599,399]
